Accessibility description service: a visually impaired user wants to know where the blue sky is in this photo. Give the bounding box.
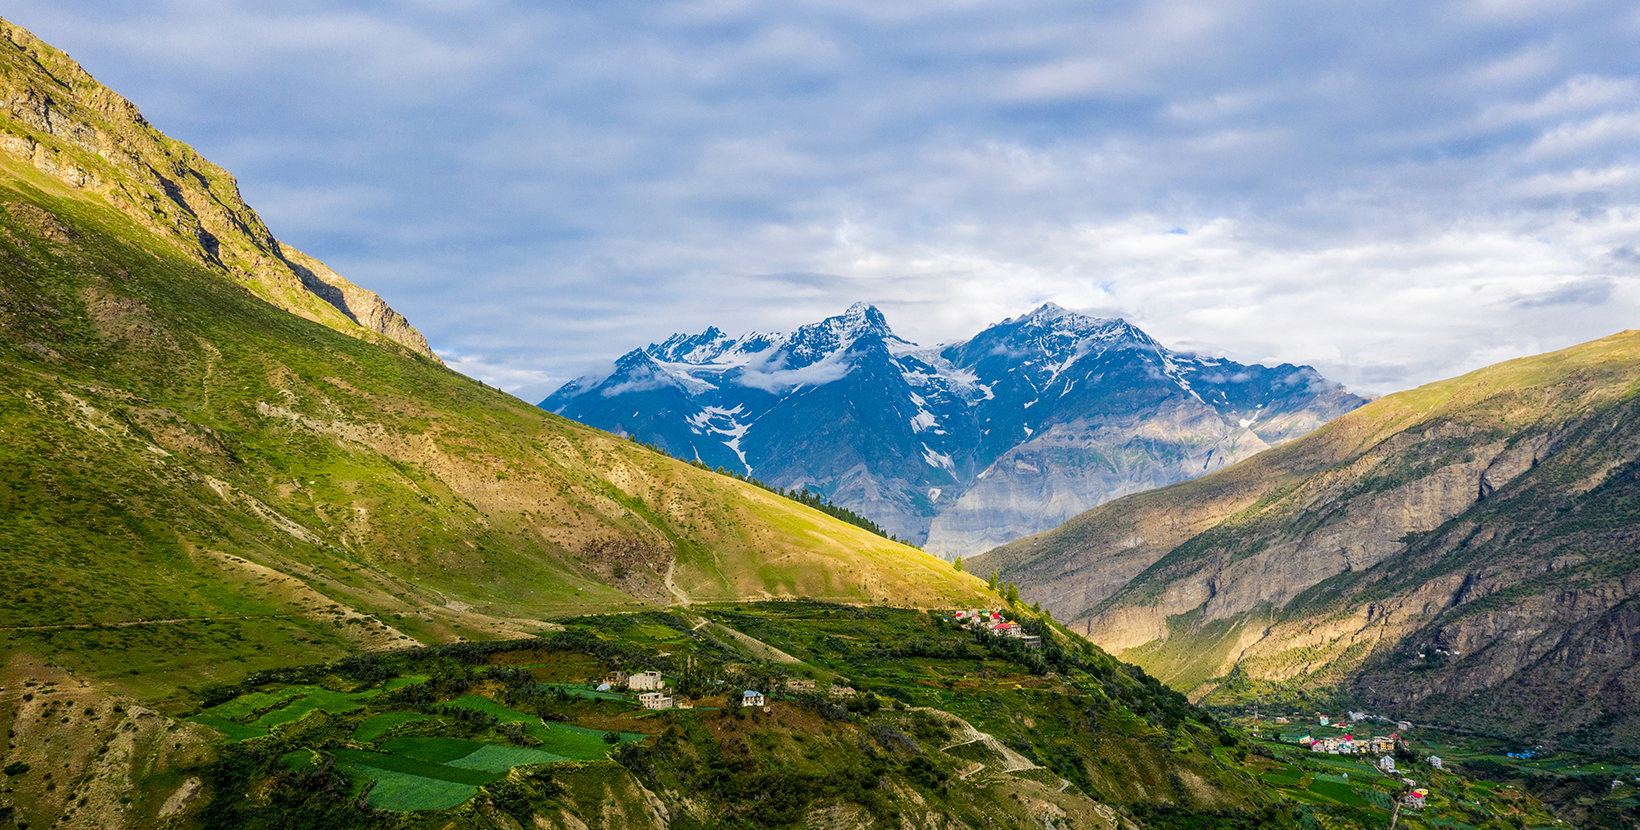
[11,0,1640,401]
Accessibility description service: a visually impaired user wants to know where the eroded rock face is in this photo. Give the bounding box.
[0,17,440,363]
[925,401,1273,557]
[979,331,1640,750]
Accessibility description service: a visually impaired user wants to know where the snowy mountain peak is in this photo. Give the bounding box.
[648,326,737,364]
[784,303,904,367]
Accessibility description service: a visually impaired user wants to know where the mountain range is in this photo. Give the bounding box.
[975,329,1640,754]
[543,302,1368,557]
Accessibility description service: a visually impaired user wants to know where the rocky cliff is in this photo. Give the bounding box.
[975,330,1640,751]
[0,17,439,362]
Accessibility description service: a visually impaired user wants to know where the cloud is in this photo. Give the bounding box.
[7,0,1640,400]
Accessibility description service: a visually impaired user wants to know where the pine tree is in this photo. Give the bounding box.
[987,572,999,591]
[953,556,963,572]
[1006,582,1019,604]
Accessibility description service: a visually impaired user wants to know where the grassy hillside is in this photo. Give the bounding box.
[975,330,1640,756]
[0,14,990,711]
[29,601,1508,830]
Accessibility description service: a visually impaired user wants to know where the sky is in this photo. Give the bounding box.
[9,0,1640,402]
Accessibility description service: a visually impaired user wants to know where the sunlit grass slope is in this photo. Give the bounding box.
[0,139,986,703]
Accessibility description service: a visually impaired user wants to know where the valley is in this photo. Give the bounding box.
[0,10,1634,830]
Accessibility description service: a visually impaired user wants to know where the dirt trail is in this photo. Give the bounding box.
[664,559,692,607]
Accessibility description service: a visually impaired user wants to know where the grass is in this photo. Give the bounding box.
[330,749,501,786]
[353,766,478,812]
[355,712,429,742]
[447,744,567,771]
[380,737,489,765]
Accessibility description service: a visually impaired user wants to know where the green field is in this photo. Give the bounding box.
[331,749,501,786]
[447,744,567,771]
[355,712,429,742]
[380,736,491,765]
[354,766,478,812]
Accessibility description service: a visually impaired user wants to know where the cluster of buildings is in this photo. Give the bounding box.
[952,609,1043,647]
[602,670,691,710]
[1299,733,1398,756]
[602,668,811,710]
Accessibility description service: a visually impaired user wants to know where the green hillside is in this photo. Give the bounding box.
[977,329,1640,755]
[0,16,988,704]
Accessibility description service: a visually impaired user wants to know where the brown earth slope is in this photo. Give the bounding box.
[975,331,1640,751]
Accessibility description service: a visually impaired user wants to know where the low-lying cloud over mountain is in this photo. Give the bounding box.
[545,303,1367,557]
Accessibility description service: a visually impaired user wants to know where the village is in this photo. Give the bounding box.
[951,609,1043,647]
[595,668,859,713]
[1258,709,1441,810]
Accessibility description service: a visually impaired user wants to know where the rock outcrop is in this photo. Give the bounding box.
[976,330,1640,750]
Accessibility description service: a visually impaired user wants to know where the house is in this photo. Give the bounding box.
[1348,711,1368,722]
[1396,721,1413,731]
[675,697,694,710]
[1402,789,1427,809]
[637,692,674,710]
[1319,715,1331,726]
[741,690,766,707]
[1020,634,1043,648]
[1274,716,1289,724]
[604,671,630,687]
[785,678,817,693]
[1428,756,1443,770]
[1368,736,1396,754]
[828,685,858,698]
[628,670,665,691]
[1378,755,1397,773]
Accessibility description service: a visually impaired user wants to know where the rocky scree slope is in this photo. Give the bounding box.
[974,330,1640,752]
[0,16,437,361]
[544,302,1366,557]
[0,17,989,709]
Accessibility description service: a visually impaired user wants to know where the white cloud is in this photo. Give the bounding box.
[6,0,1640,400]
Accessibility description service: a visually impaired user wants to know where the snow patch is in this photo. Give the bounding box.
[921,443,955,473]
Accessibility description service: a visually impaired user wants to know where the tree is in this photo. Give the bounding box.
[988,572,999,592]
[1006,583,1019,604]
[953,556,963,572]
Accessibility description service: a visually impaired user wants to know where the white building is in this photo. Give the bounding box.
[1378,755,1397,773]
[628,671,665,691]
[1428,756,1443,770]
[741,690,766,707]
[637,691,674,710]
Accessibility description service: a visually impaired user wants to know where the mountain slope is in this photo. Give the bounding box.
[975,330,1640,751]
[0,18,989,705]
[0,17,437,361]
[544,303,1366,557]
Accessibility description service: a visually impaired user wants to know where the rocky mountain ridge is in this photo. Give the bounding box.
[974,330,1640,752]
[544,302,1368,556]
[0,17,438,362]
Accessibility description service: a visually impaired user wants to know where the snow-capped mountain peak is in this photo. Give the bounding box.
[542,303,1366,556]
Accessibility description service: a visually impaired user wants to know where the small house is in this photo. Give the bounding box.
[1378,755,1396,773]
[1275,716,1289,724]
[1402,789,1427,809]
[604,670,630,687]
[1428,756,1442,770]
[1319,715,1330,726]
[741,690,766,707]
[628,670,665,691]
[637,691,674,710]
[828,685,858,699]
[1019,634,1042,648]
[1396,721,1413,731]
[785,678,817,693]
